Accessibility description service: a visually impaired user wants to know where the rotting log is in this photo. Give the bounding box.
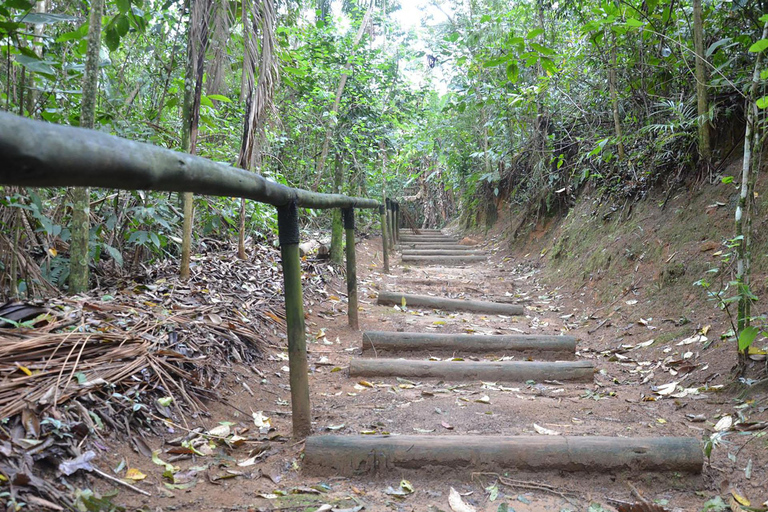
[379,204,389,274]
[349,358,594,382]
[401,250,486,256]
[303,435,704,475]
[377,291,524,315]
[0,112,379,211]
[362,331,576,358]
[343,208,358,330]
[277,202,311,439]
[402,255,486,264]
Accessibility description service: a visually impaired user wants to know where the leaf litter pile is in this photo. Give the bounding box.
[0,241,344,509]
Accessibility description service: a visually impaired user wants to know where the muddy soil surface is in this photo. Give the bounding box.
[98,233,767,512]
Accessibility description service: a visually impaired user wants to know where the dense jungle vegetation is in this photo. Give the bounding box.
[2,0,768,354]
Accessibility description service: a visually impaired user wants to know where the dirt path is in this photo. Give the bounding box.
[101,231,766,512]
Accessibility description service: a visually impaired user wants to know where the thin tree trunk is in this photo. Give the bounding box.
[609,32,624,160]
[693,0,710,161]
[736,20,768,365]
[330,153,344,264]
[313,0,374,190]
[180,0,212,280]
[69,0,104,294]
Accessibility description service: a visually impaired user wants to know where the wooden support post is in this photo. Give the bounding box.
[276,202,311,440]
[394,202,400,244]
[343,207,359,330]
[387,199,395,251]
[379,204,389,273]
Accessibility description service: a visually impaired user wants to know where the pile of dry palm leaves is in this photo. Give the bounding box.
[0,240,347,509]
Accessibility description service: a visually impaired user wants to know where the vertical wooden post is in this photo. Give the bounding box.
[396,202,400,244]
[342,207,359,330]
[386,198,394,250]
[277,201,311,439]
[379,204,389,273]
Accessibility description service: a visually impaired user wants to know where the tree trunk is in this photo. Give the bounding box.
[180,0,212,280]
[313,0,374,190]
[330,153,344,264]
[68,0,104,294]
[609,31,624,160]
[693,0,710,161]
[736,20,768,365]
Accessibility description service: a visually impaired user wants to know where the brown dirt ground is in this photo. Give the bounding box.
[93,222,767,512]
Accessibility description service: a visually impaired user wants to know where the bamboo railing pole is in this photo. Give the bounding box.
[379,204,389,273]
[277,202,311,439]
[343,208,359,330]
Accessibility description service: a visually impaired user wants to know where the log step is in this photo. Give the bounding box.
[398,243,476,250]
[399,236,458,243]
[377,291,524,315]
[303,435,703,475]
[402,255,486,264]
[349,358,594,382]
[401,249,486,256]
[362,331,576,359]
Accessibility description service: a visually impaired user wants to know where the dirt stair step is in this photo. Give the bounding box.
[399,236,458,243]
[398,243,476,250]
[303,435,703,476]
[377,291,524,315]
[361,331,576,360]
[349,358,594,382]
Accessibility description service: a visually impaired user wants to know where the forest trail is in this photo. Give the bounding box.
[104,229,722,512]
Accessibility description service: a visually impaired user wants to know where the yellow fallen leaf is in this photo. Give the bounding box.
[47,247,57,257]
[329,295,340,301]
[358,380,374,388]
[124,468,147,481]
[433,320,446,325]
[360,430,376,435]
[16,364,32,376]
[700,325,711,335]
[731,490,751,506]
[657,418,667,424]
[401,297,407,308]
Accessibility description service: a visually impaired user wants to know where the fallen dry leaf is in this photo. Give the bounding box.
[449,487,476,512]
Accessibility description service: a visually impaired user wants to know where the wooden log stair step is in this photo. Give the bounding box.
[349,358,594,382]
[401,254,486,264]
[398,243,476,250]
[399,236,459,243]
[303,435,704,475]
[377,291,524,315]
[361,331,576,359]
[400,249,486,256]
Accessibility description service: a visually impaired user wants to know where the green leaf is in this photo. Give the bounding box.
[706,38,732,57]
[526,28,544,39]
[760,14,768,23]
[506,61,519,83]
[56,23,89,42]
[116,0,131,13]
[104,26,120,51]
[17,12,77,24]
[115,14,129,37]
[483,55,510,67]
[749,38,768,53]
[761,69,768,80]
[15,54,56,75]
[625,18,644,27]
[721,176,734,184]
[530,42,555,56]
[104,245,123,267]
[445,31,459,43]
[540,56,557,74]
[757,96,768,109]
[207,94,232,103]
[5,0,33,9]
[199,95,214,108]
[738,326,759,351]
